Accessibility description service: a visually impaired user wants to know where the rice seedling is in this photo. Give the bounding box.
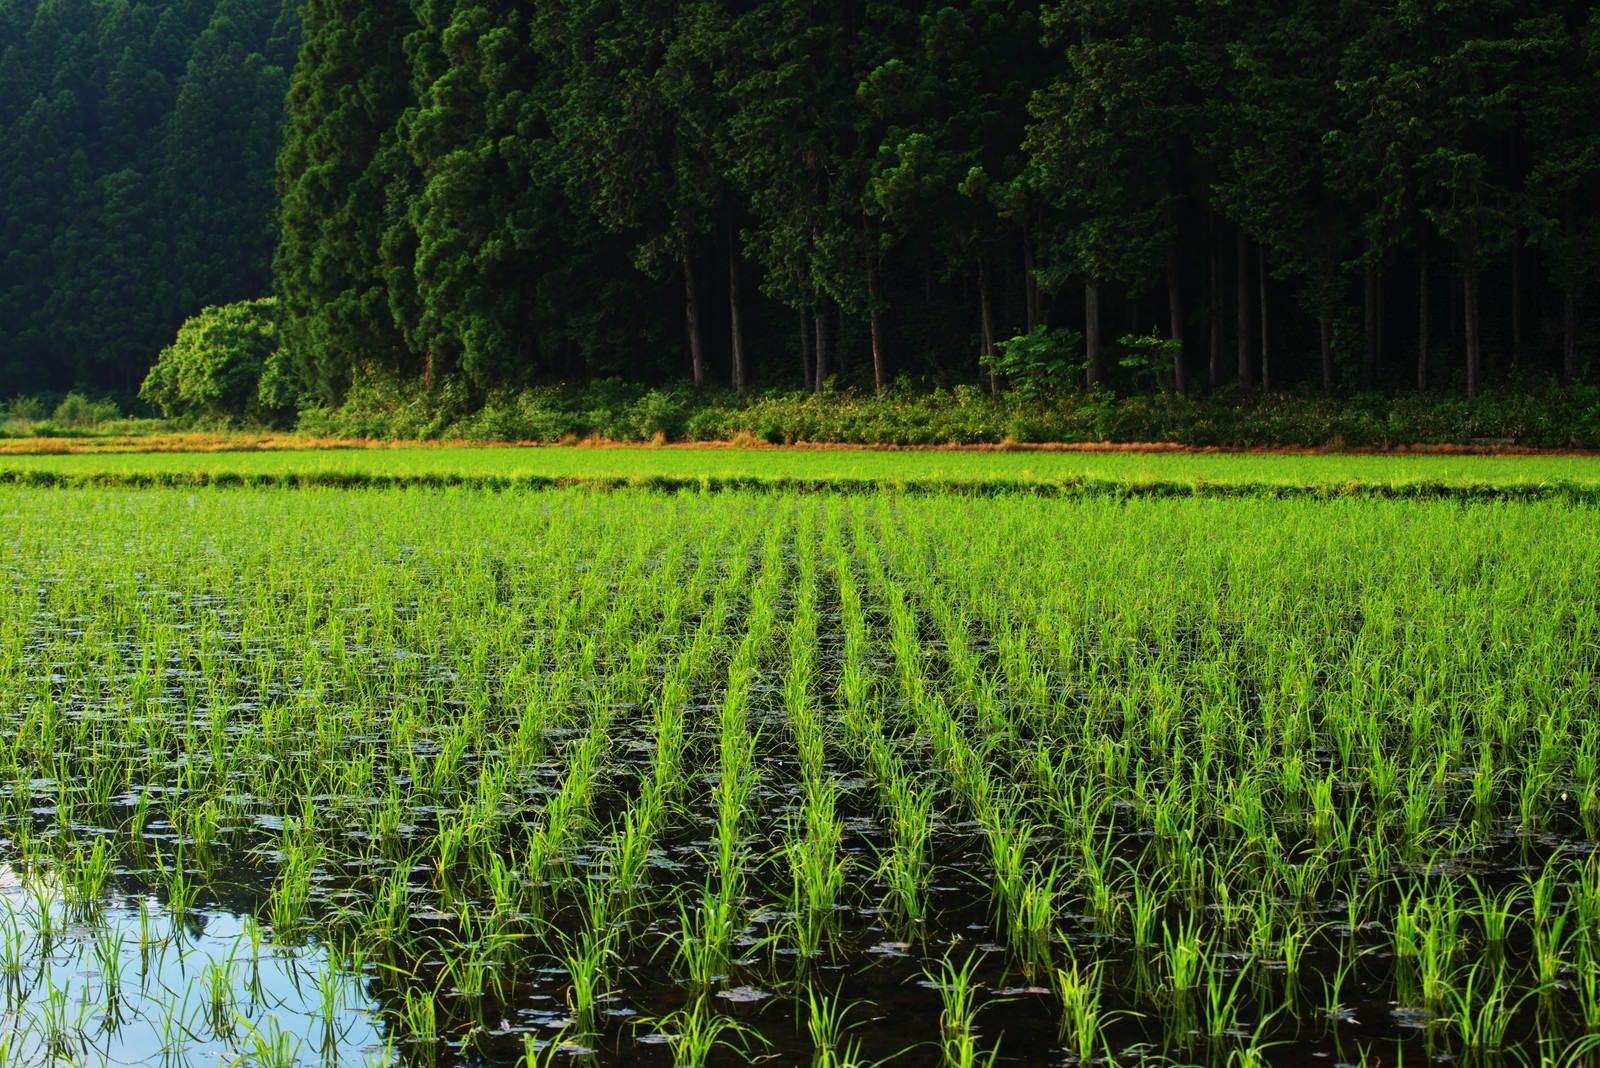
[1442,958,1540,1054]
[806,987,869,1068]
[1531,907,1572,992]
[671,885,738,990]
[314,954,347,1052]
[266,836,320,936]
[156,851,199,925]
[1054,959,1112,1061]
[63,839,112,919]
[238,1015,303,1068]
[783,776,849,963]
[925,952,999,1068]
[1469,878,1519,948]
[557,926,618,1036]
[401,985,440,1047]
[1162,917,1207,996]
[1201,956,1256,1044]
[653,995,762,1068]
[200,956,238,1038]
[1318,950,1360,1029]
[875,778,937,931]
[1575,942,1600,1030]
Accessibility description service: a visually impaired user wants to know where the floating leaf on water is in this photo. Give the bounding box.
[716,985,771,1004]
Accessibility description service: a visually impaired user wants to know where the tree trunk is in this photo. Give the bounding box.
[1235,229,1252,388]
[1375,270,1386,379]
[1167,241,1186,393]
[1319,314,1334,393]
[423,348,435,393]
[867,260,887,392]
[727,219,747,394]
[1464,263,1481,399]
[1361,264,1377,391]
[1417,249,1428,391]
[1449,263,1461,345]
[813,307,830,394]
[1085,281,1102,389]
[799,310,814,392]
[1510,239,1522,368]
[837,307,847,375]
[1257,243,1270,391]
[684,249,705,387]
[979,253,997,394]
[1022,213,1039,331]
[562,338,581,382]
[1208,234,1221,388]
[1565,194,1579,383]
[1565,288,1578,383]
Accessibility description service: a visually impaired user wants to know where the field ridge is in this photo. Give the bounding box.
[4,466,1600,502]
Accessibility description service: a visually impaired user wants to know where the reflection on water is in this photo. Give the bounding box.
[0,864,390,1067]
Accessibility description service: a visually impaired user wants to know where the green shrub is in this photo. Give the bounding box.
[628,389,691,441]
[140,299,289,423]
[51,392,120,429]
[983,326,1086,403]
[255,345,301,415]
[1116,332,1182,393]
[5,395,50,422]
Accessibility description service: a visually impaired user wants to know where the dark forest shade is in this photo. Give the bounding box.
[273,0,1600,403]
[0,0,296,398]
[4,1,1599,404]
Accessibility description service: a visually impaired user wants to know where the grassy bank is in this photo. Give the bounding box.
[1,443,1598,500]
[15,379,1597,449]
[290,378,1600,448]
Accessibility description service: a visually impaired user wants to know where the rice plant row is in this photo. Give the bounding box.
[0,486,1596,1066]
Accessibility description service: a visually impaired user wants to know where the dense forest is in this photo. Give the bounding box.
[275,0,1600,403]
[0,0,298,398]
[5,1,1600,409]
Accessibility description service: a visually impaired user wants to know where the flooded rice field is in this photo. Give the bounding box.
[0,487,1597,1066]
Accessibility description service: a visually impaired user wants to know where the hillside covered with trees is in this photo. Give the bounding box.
[4,0,1599,421]
[0,0,297,398]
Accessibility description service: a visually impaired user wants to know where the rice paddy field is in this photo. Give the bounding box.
[1,455,1599,1067]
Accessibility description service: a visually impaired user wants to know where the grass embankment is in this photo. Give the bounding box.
[1,443,1599,499]
[292,378,1600,448]
[8,379,1600,450]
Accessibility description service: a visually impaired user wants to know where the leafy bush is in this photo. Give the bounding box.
[1117,332,1182,393]
[140,299,290,423]
[628,389,691,441]
[983,326,1085,403]
[51,392,120,428]
[255,345,302,415]
[5,396,50,422]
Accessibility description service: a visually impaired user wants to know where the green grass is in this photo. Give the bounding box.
[0,443,1598,497]
[0,484,1597,1065]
